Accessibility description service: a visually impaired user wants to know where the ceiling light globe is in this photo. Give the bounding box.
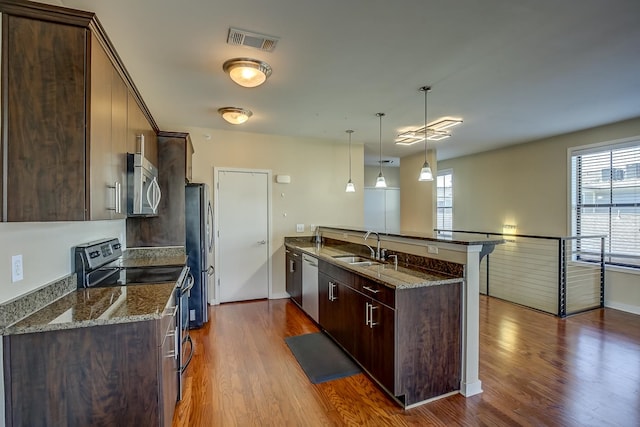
[218,107,252,124]
[223,58,272,88]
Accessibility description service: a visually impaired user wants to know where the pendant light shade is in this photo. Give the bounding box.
[375,113,387,188]
[418,86,434,182]
[223,58,272,88]
[345,130,356,192]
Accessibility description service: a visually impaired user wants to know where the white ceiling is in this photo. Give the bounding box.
[56,0,640,163]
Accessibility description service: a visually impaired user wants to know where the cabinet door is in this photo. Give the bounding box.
[159,317,178,427]
[111,67,128,218]
[285,250,302,305]
[128,92,158,165]
[89,34,114,220]
[3,15,86,221]
[292,252,303,306]
[318,272,341,338]
[369,301,396,393]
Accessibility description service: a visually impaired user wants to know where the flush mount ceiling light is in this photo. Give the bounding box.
[345,130,356,193]
[223,58,272,88]
[375,113,387,188]
[218,107,253,124]
[418,86,434,182]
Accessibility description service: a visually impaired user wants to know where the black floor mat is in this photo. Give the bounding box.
[285,332,361,384]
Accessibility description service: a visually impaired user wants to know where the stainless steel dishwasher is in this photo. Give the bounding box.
[302,254,319,322]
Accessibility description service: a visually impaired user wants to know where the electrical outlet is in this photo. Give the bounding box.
[296,224,304,232]
[427,245,439,254]
[12,254,24,282]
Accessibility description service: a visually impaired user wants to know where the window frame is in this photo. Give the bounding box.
[436,169,453,235]
[568,136,640,270]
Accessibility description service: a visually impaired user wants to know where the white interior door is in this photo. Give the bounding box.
[216,169,270,303]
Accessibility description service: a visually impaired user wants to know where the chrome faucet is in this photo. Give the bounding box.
[364,231,381,260]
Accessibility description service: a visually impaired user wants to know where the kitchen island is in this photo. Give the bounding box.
[286,226,504,404]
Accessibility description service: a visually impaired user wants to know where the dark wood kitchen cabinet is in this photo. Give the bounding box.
[0,1,158,222]
[318,259,462,407]
[3,312,178,427]
[126,131,192,247]
[286,248,303,306]
[128,91,159,166]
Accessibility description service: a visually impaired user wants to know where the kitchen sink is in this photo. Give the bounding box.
[333,255,380,266]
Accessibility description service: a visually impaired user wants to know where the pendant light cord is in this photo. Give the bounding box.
[347,130,353,180]
[377,113,385,173]
[421,86,431,163]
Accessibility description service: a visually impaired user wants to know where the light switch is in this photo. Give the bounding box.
[296,224,304,232]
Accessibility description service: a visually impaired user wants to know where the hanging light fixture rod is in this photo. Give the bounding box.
[418,86,434,181]
[375,113,387,188]
[345,130,355,193]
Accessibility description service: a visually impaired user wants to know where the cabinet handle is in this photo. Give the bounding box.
[289,260,295,273]
[362,286,380,294]
[328,281,335,301]
[293,253,299,257]
[332,282,337,301]
[365,302,370,326]
[369,305,378,328]
[107,182,118,212]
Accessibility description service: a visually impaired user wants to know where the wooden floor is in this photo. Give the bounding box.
[173,296,640,426]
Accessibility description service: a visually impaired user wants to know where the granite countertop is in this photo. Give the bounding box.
[286,243,463,289]
[4,282,176,335]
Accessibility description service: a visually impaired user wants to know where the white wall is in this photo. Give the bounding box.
[435,117,640,313]
[176,126,365,297]
[0,220,125,304]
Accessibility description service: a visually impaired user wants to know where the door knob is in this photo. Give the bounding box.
[258,240,266,245]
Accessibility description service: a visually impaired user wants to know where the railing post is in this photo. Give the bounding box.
[600,236,605,309]
[558,239,567,318]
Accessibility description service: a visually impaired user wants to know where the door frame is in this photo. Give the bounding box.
[213,167,273,305]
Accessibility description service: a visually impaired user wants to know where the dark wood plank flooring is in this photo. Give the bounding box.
[173,296,640,426]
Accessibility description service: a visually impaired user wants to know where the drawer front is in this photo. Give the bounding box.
[318,259,356,286]
[355,275,395,308]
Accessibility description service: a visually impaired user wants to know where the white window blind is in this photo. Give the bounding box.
[436,170,453,234]
[571,139,640,268]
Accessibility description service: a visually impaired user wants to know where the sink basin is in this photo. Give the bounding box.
[333,255,380,266]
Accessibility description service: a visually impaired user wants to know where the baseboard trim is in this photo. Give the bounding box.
[605,301,640,316]
[269,292,290,300]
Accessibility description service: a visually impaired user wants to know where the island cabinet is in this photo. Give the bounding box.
[285,248,303,306]
[318,259,462,407]
[2,304,178,427]
[0,2,158,222]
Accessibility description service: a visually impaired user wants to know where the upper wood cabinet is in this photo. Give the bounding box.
[126,131,192,247]
[0,1,159,222]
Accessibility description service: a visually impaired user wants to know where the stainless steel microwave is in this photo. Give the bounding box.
[127,153,162,216]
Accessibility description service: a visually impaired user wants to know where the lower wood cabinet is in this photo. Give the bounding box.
[3,314,178,427]
[318,259,461,407]
[285,248,302,306]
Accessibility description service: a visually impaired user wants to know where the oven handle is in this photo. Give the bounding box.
[180,334,194,373]
[180,273,195,297]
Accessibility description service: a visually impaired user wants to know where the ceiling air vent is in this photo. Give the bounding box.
[227,27,279,52]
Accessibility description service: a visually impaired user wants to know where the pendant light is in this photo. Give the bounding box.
[345,130,356,192]
[418,86,434,182]
[375,113,387,188]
